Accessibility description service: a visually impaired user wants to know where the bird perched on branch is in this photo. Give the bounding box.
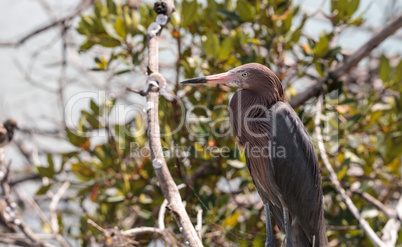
[0,119,18,148]
[181,63,328,247]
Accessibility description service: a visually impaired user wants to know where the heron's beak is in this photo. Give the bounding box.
[180,72,234,85]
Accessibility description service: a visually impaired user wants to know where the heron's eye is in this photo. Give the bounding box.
[241,72,249,78]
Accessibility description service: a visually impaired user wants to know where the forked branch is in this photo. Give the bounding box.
[138,0,203,246]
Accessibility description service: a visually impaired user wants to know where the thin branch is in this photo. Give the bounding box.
[350,187,398,219]
[24,195,52,230]
[142,0,202,246]
[327,225,360,231]
[10,173,41,186]
[196,209,203,239]
[158,184,186,230]
[290,13,402,108]
[314,96,386,247]
[158,199,168,230]
[122,227,166,236]
[87,219,106,233]
[126,87,147,96]
[381,197,402,246]
[0,0,95,47]
[49,180,71,247]
[0,149,55,247]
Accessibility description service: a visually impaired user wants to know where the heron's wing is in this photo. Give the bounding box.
[269,102,324,242]
[245,153,285,231]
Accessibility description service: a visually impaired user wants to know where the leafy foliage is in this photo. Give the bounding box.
[32,0,402,246]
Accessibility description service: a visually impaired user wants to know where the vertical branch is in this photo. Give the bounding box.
[314,96,386,247]
[143,1,202,246]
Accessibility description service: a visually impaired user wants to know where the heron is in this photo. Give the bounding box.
[181,63,328,247]
[0,119,18,148]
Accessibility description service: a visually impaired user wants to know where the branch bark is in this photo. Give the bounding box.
[314,96,386,247]
[0,0,94,47]
[142,1,202,246]
[290,13,402,108]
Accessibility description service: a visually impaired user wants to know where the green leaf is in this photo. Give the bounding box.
[337,158,350,180]
[236,0,254,22]
[313,34,330,57]
[182,0,198,26]
[325,46,342,59]
[94,1,108,19]
[91,34,121,48]
[219,37,233,60]
[392,60,402,83]
[90,99,100,116]
[204,30,219,57]
[47,153,55,175]
[347,0,360,17]
[114,17,126,38]
[113,69,132,76]
[101,19,122,41]
[65,128,89,148]
[79,40,95,52]
[36,166,55,178]
[61,151,78,173]
[82,110,102,129]
[106,0,117,15]
[71,162,95,181]
[314,61,324,77]
[378,54,391,82]
[36,184,53,195]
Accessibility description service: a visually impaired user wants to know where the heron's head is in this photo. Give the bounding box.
[4,119,18,132]
[180,63,285,100]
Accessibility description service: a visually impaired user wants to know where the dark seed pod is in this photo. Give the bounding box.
[154,2,168,15]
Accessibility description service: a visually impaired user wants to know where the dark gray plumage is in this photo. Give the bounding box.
[181,63,328,247]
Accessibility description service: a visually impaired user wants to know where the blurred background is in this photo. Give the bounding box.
[0,0,401,246]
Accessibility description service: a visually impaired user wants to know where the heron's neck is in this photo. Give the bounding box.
[229,89,278,147]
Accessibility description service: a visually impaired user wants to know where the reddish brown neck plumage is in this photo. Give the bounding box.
[228,68,286,192]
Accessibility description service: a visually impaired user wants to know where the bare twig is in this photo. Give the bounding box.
[196,209,203,239]
[10,173,41,186]
[24,195,52,230]
[158,199,168,230]
[126,87,147,96]
[87,219,106,233]
[142,0,202,246]
[290,13,402,108]
[327,225,360,231]
[0,149,55,247]
[49,181,70,247]
[122,226,166,236]
[49,181,70,234]
[0,0,95,47]
[350,187,398,220]
[88,219,182,246]
[158,184,186,230]
[314,96,386,247]
[381,197,402,246]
